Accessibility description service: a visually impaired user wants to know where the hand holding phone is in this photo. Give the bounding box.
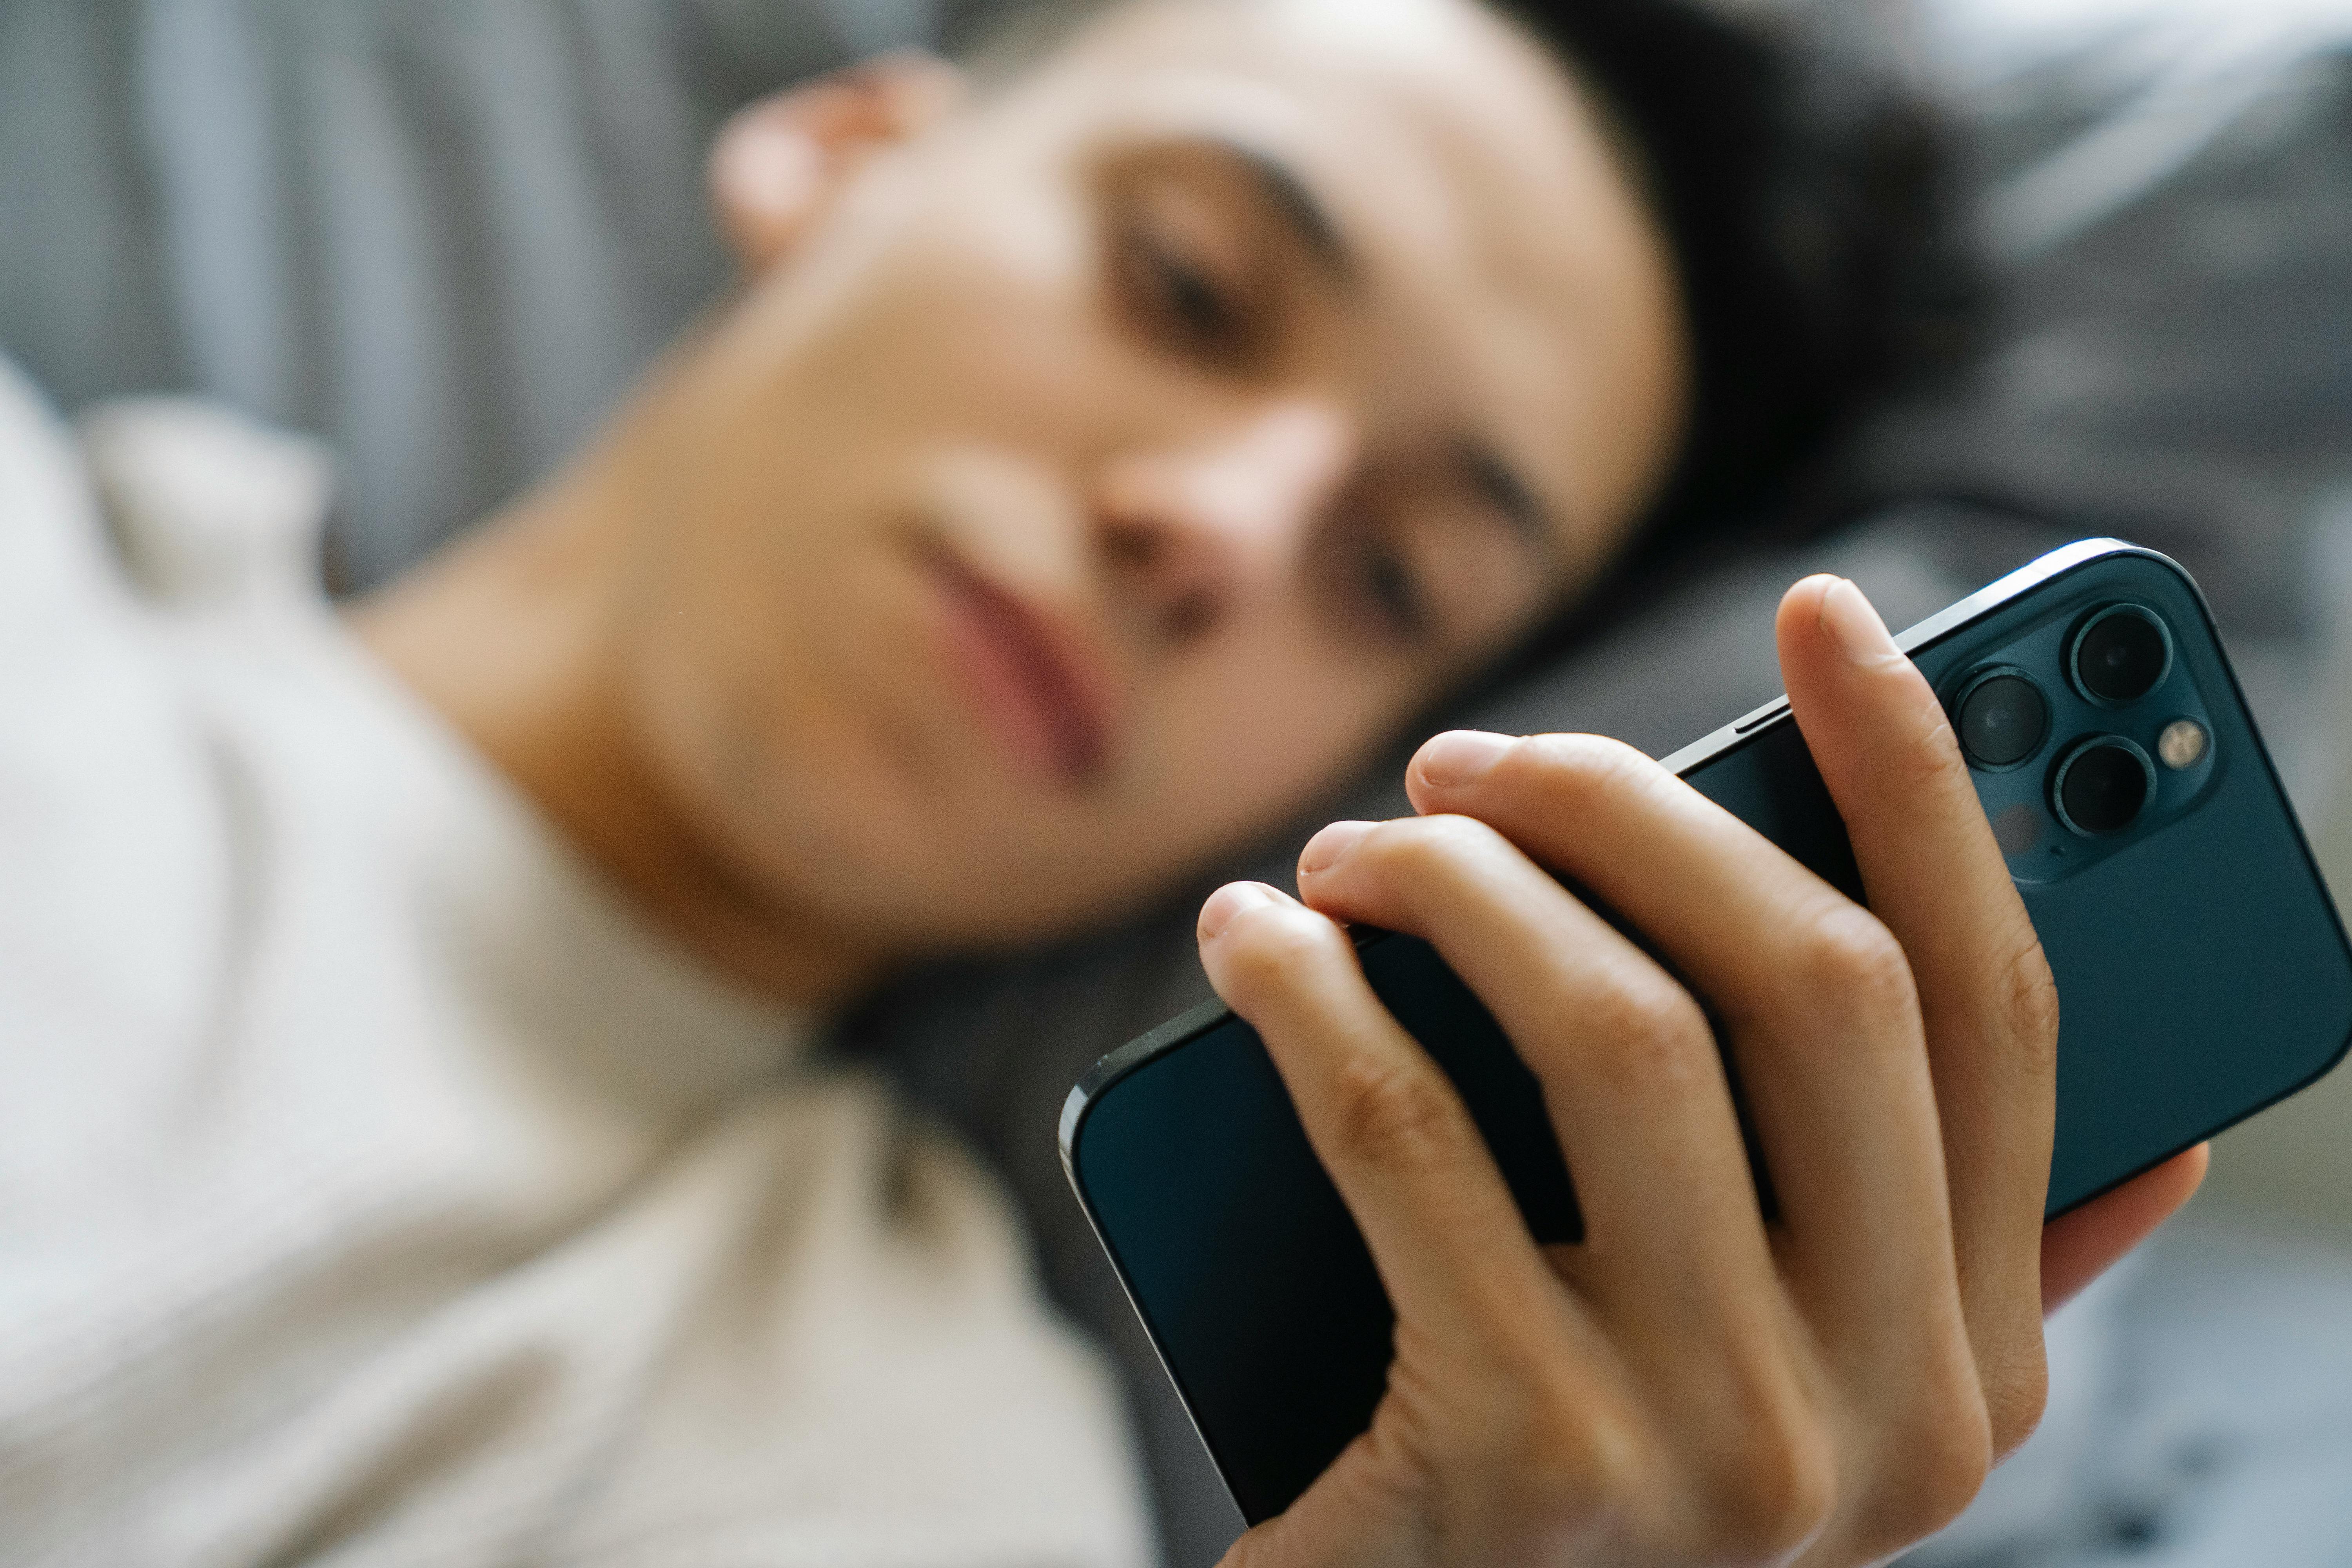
[1187,576,2201,1568]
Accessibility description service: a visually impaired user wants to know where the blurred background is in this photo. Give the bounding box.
[1887,0,2352,1241]
[2,0,2348,1562]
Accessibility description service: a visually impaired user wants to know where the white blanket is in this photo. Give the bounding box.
[0,356,1149,1568]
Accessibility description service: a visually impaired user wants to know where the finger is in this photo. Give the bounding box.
[1194,881,1593,1356]
[2040,1145,2207,1312]
[1292,813,1774,1335]
[1773,575,2058,1441]
[1398,731,1960,1350]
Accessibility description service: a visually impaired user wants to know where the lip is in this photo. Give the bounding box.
[922,543,1118,790]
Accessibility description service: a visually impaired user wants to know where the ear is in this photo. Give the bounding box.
[708,50,966,273]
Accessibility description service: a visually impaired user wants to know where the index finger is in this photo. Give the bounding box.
[1193,880,1600,1360]
[1775,575,2056,1432]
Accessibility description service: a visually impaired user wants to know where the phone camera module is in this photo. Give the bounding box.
[1956,670,2050,770]
[2071,605,2172,706]
[2052,737,2156,837]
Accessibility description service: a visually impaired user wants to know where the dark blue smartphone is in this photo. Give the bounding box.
[1059,540,2352,1526]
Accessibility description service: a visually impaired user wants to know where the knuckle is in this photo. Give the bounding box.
[1579,975,1712,1094]
[1903,710,1975,798]
[1914,1408,1997,1539]
[1846,1337,2000,1552]
[1704,1406,1838,1557]
[1488,1371,1644,1531]
[1791,902,1915,1019]
[1874,1371,1997,1548]
[1327,1052,1465,1176]
[1992,933,2061,1065]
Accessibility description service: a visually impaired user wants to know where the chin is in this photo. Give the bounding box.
[800,833,1118,951]
[640,642,1182,953]
[722,740,1127,951]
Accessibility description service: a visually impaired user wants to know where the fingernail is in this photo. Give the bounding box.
[1820,577,1897,666]
[1198,881,1279,941]
[1417,729,1513,788]
[1298,819,1375,876]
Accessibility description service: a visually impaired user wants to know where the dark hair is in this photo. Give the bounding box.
[1481,0,1976,588]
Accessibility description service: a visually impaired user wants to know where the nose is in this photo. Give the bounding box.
[1093,398,1357,644]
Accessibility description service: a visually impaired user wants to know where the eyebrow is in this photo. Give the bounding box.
[1460,440,1561,561]
[1213,139,1356,285]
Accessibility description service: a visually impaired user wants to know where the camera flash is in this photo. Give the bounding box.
[2158,719,2208,770]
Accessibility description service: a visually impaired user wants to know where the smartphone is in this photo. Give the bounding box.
[1059,539,2352,1526]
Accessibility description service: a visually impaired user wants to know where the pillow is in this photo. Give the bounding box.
[1855,9,2352,648]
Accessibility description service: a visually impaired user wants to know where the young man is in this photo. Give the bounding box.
[0,0,2203,1562]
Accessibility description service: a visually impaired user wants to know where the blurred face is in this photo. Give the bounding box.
[616,0,1686,950]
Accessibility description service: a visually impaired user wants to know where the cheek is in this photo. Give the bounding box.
[1137,622,1414,861]
[739,159,1116,458]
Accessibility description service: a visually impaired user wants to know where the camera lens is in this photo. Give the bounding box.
[1956,671,2049,769]
[2071,606,2172,705]
[2052,737,2155,837]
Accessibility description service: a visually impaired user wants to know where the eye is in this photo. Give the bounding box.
[1360,537,1430,641]
[1116,222,1250,366]
[1151,242,1234,347]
